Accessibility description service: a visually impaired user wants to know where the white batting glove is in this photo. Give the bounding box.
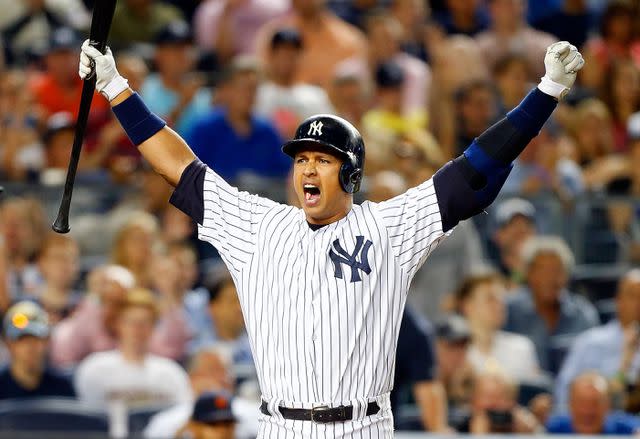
[79,39,129,101]
[537,41,585,100]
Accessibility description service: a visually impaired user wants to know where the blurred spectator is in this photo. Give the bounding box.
[186,57,289,181]
[492,53,533,114]
[33,232,81,325]
[0,70,43,181]
[328,71,370,129]
[475,0,556,80]
[161,208,195,246]
[74,288,192,408]
[432,0,489,36]
[456,272,541,382]
[0,197,47,299]
[547,372,640,434]
[389,0,431,61]
[531,0,590,50]
[392,308,449,432]
[255,28,334,139]
[0,301,75,399]
[111,211,159,288]
[186,269,252,368]
[491,198,537,284]
[256,0,368,89]
[460,370,541,434]
[194,0,290,63]
[0,0,89,64]
[453,79,499,156]
[434,315,474,412]
[363,12,431,116]
[367,170,407,203]
[504,236,600,375]
[175,391,236,439]
[600,59,640,152]
[555,269,640,411]
[109,0,184,46]
[28,27,109,118]
[141,21,211,136]
[581,1,640,92]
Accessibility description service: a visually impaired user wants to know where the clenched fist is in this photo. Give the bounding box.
[538,41,585,100]
[79,40,129,101]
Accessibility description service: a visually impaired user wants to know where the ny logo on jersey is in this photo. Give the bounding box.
[307,120,323,136]
[329,236,373,283]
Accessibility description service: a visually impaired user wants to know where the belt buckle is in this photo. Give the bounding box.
[310,405,340,423]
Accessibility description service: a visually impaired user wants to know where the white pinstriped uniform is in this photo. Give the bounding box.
[198,167,449,438]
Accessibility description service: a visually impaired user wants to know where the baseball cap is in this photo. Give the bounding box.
[495,198,536,228]
[192,391,236,424]
[270,28,303,50]
[153,21,192,45]
[44,112,75,144]
[434,314,471,343]
[628,112,640,141]
[375,61,404,88]
[3,301,50,341]
[47,27,81,53]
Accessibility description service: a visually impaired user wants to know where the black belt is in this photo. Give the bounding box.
[260,400,380,423]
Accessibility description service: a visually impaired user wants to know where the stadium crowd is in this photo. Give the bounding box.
[1,0,640,437]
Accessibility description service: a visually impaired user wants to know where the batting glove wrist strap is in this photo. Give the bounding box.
[102,75,129,102]
[537,76,569,100]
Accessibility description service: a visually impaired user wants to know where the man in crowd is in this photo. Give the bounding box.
[555,269,640,411]
[504,236,599,375]
[74,288,191,409]
[175,391,237,439]
[547,372,640,434]
[0,301,75,399]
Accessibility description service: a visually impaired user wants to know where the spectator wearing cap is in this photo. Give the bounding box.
[256,0,367,90]
[362,61,438,170]
[433,315,474,412]
[392,308,450,432]
[140,21,211,137]
[74,288,192,409]
[0,301,75,400]
[432,0,489,37]
[28,27,109,118]
[328,71,370,130]
[474,0,556,80]
[255,28,334,139]
[547,372,640,435]
[455,272,541,383]
[193,0,290,63]
[491,198,537,284]
[555,270,640,412]
[186,57,289,182]
[0,0,89,64]
[109,0,184,46]
[176,391,236,439]
[504,236,599,375]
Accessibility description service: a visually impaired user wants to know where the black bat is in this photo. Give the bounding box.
[52,0,117,234]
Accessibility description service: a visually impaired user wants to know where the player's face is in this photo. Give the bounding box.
[293,148,352,225]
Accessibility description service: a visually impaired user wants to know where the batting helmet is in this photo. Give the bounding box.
[282,114,365,193]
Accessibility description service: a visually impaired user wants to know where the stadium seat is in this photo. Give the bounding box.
[0,398,108,432]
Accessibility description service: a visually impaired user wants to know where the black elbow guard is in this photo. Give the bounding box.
[433,155,512,232]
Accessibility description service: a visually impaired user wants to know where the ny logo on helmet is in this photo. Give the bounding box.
[308,120,323,136]
[329,236,372,283]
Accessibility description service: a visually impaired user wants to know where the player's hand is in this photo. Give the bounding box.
[79,40,129,101]
[538,41,584,100]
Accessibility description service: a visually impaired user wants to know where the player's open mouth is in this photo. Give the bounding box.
[303,184,321,206]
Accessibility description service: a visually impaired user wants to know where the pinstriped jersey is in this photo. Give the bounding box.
[172,162,450,437]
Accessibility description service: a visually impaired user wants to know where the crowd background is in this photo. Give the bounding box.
[2,0,640,437]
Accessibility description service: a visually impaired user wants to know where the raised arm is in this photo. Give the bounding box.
[433,41,585,232]
[79,41,194,186]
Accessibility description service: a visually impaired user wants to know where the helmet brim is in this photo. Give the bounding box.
[282,138,350,162]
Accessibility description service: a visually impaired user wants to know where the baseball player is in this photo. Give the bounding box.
[79,40,583,437]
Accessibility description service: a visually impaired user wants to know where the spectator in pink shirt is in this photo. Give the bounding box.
[193,0,290,63]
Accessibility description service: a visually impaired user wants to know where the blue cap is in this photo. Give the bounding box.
[48,27,81,53]
[153,21,192,45]
[191,391,236,424]
[375,61,404,88]
[3,301,50,341]
[270,28,303,49]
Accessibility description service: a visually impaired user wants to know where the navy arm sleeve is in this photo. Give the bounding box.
[169,159,207,224]
[434,87,558,232]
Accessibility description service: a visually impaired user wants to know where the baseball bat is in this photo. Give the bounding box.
[52,0,117,234]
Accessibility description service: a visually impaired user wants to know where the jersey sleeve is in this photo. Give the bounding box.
[170,159,277,274]
[376,178,450,278]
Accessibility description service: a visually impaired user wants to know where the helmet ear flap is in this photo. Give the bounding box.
[339,163,362,194]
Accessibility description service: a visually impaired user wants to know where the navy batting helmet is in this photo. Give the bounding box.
[282,114,365,193]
